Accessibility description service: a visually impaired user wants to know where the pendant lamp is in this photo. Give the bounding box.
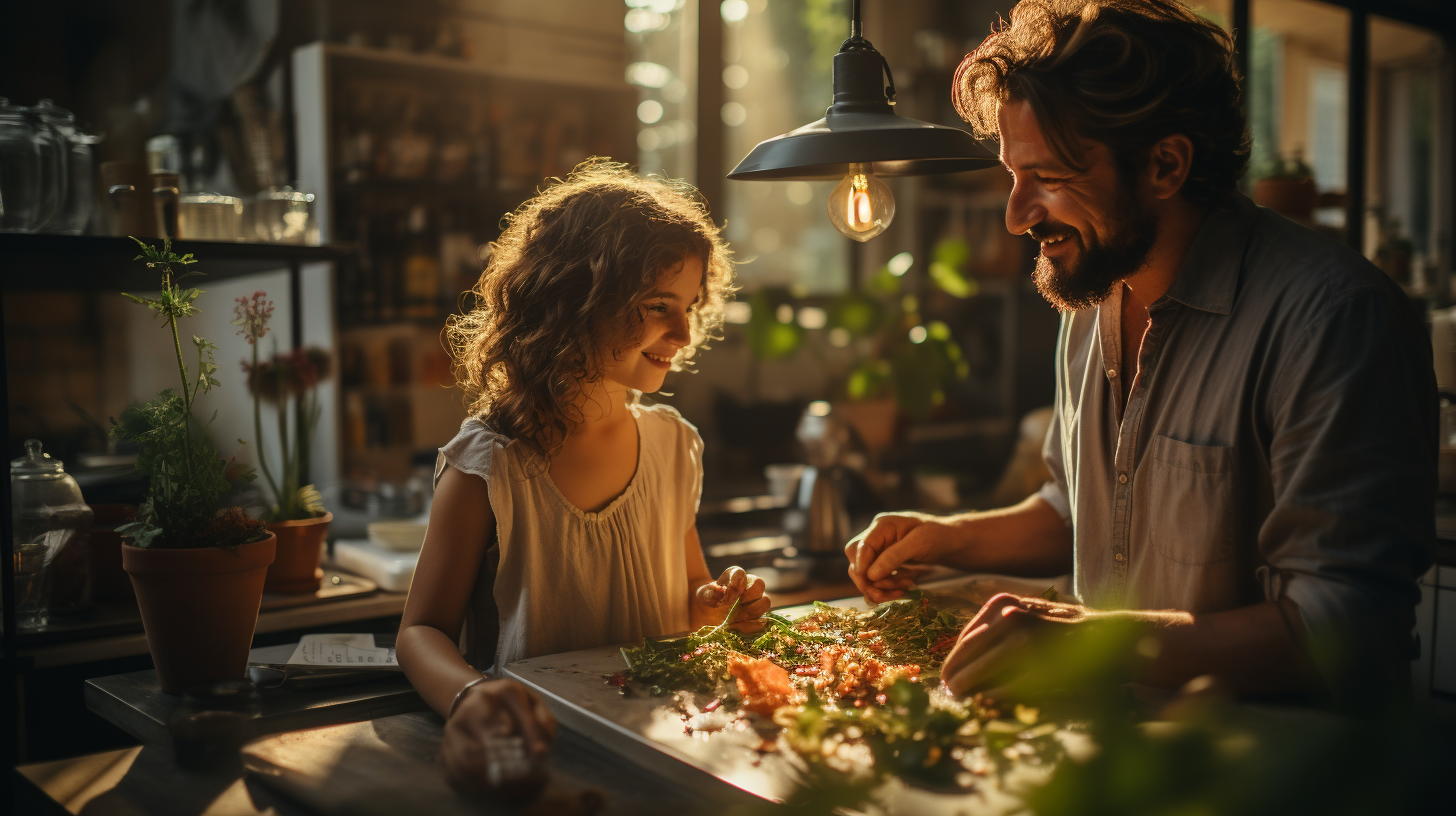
[726,0,998,241]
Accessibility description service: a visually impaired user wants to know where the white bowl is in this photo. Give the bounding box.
[367,520,428,552]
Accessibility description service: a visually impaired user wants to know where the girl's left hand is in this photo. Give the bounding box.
[691,566,769,630]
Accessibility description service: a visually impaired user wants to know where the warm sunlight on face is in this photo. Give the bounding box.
[602,254,704,394]
[998,98,1158,310]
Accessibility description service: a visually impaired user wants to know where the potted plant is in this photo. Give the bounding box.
[111,238,275,694]
[827,242,972,459]
[1251,150,1317,222]
[233,292,333,594]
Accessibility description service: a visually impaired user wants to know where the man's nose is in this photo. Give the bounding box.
[1005,181,1045,237]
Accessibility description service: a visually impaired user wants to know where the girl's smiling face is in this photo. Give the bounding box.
[603,254,704,394]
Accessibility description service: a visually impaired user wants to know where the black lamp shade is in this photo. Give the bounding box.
[727,112,998,180]
[727,45,998,181]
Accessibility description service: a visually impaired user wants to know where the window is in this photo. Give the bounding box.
[625,0,697,180]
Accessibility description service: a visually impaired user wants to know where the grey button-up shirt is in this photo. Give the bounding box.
[1038,193,1435,685]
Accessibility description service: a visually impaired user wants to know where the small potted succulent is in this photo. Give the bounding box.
[111,238,275,694]
[234,292,333,594]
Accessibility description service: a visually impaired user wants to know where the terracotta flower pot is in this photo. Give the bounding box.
[123,535,276,694]
[1252,176,1317,222]
[264,512,333,595]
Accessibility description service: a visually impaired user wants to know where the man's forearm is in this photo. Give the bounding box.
[939,494,1075,576]
[1135,598,1320,695]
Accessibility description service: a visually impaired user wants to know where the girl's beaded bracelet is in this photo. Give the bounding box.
[448,673,491,718]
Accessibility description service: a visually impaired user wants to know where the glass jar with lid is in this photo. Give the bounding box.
[10,439,94,631]
[0,97,41,232]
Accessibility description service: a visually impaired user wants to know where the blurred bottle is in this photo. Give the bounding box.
[402,206,440,319]
[468,98,496,190]
[375,212,403,322]
[389,97,433,180]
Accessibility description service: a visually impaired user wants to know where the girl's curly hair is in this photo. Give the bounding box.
[446,158,735,460]
[954,0,1250,207]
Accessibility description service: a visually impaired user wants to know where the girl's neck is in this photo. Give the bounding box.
[571,378,634,437]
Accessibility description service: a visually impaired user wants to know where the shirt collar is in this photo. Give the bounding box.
[1158,193,1260,316]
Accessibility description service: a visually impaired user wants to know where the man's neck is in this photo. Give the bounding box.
[1121,195,1208,312]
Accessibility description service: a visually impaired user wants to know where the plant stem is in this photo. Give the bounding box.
[164,265,196,489]
[252,341,282,513]
[276,385,293,519]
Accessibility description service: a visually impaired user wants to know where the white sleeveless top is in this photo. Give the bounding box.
[433,402,701,671]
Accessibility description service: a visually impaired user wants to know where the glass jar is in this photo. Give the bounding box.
[55,127,103,235]
[0,99,41,233]
[177,192,244,241]
[29,99,71,231]
[253,186,317,244]
[10,439,94,631]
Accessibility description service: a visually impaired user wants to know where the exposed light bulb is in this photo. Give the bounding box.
[826,164,895,242]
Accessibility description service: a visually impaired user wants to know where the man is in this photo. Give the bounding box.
[846,0,1434,706]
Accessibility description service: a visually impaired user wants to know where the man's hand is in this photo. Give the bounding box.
[439,678,556,800]
[941,593,1195,700]
[941,593,1094,698]
[845,512,957,604]
[691,566,769,630]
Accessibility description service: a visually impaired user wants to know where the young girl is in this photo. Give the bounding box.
[397,159,765,796]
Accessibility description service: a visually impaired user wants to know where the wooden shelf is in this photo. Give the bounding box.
[0,234,357,291]
[324,42,636,94]
[16,570,406,670]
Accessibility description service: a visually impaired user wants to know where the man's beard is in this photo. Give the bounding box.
[1031,199,1158,312]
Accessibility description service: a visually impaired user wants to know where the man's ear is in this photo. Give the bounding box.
[1147,134,1195,200]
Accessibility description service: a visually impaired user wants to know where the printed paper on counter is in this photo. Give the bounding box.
[287,633,401,669]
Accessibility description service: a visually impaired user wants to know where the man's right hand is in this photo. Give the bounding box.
[845,511,961,603]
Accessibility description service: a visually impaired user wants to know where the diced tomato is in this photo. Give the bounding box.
[793,666,820,676]
[728,656,801,717]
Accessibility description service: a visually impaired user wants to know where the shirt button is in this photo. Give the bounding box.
[1107,368,1118,379]
[1115,552,1125,562]
[1117,472,1128,484]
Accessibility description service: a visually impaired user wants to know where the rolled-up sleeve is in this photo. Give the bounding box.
[1261,288,1435,700]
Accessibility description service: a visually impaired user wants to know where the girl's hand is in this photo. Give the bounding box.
[439,678,556,801]
[691,566,770,630]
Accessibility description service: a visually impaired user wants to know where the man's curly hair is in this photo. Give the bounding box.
[953,0,1250,206]
[446,158,735,460]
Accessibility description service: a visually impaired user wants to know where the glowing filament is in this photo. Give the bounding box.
[847,174,874,232]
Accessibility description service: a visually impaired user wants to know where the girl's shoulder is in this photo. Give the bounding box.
[437,417,514,483]
[631,402,703,453]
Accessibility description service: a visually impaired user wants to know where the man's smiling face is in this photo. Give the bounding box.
[998,98,1159,311]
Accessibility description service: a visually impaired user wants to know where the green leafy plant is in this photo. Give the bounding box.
[833,243,972,420]
[233,292,329,522]
[110,238,267,549]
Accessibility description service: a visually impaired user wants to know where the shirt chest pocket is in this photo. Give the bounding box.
[1143,435,1239,566]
